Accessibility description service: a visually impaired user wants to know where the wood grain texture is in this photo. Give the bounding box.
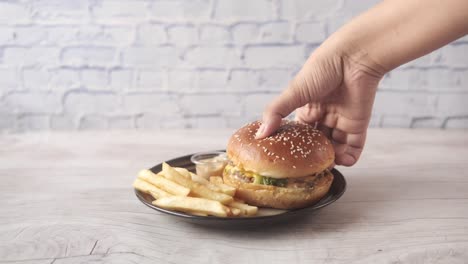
[1,129,467,264]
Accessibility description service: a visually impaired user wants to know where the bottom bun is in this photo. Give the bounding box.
[223,170,334,209]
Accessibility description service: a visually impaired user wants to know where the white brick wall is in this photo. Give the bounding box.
[0,0,467,132]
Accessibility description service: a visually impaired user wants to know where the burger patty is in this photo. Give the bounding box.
[225,163,326,189]
[286,173,324,188]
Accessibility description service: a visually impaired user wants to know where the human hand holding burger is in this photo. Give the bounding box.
[255,0,468,166]
[255,40,382,167]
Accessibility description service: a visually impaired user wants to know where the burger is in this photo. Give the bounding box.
[223,120,335,209]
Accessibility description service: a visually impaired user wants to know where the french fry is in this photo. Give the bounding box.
[138,169,190,196]
[162,163,233,204]
[190,188,233,206]
[228,201,258,216]
[133,179,170,197]
[153,196,229,217]
[149,189,170,200]
[174,167,191,178]
[209,176,224,185]
[214,183,236,196]
[191,212,208,217]
[227,207,241,217]
[190,173,236,196]
[190,172,211,185]
[209,176,236,196]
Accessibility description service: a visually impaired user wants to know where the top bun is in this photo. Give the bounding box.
[226,120,334,179]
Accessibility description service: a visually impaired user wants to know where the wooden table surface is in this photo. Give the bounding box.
[1,129,467,264]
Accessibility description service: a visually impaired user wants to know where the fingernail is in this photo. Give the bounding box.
[255,123,266,139]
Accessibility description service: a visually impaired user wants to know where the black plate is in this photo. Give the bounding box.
[135,151,346,227]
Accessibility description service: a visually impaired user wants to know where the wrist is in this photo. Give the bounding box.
[327,29,388,79]
[313,32,386,92]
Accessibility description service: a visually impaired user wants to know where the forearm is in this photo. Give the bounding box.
[330,0,468,73]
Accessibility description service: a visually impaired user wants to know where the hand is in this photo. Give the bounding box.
[255,42,385,166]
[255,0,468,167]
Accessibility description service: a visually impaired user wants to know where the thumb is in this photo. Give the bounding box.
[255,74,311,139]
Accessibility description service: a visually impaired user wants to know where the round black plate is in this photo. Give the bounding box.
[135,151,346,227]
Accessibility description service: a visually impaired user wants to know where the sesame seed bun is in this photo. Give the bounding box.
[226,120,335,179]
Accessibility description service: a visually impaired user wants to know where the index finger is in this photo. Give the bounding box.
[255,88,305,139]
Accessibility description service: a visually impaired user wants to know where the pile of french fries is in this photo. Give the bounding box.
[133,162,258,217]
